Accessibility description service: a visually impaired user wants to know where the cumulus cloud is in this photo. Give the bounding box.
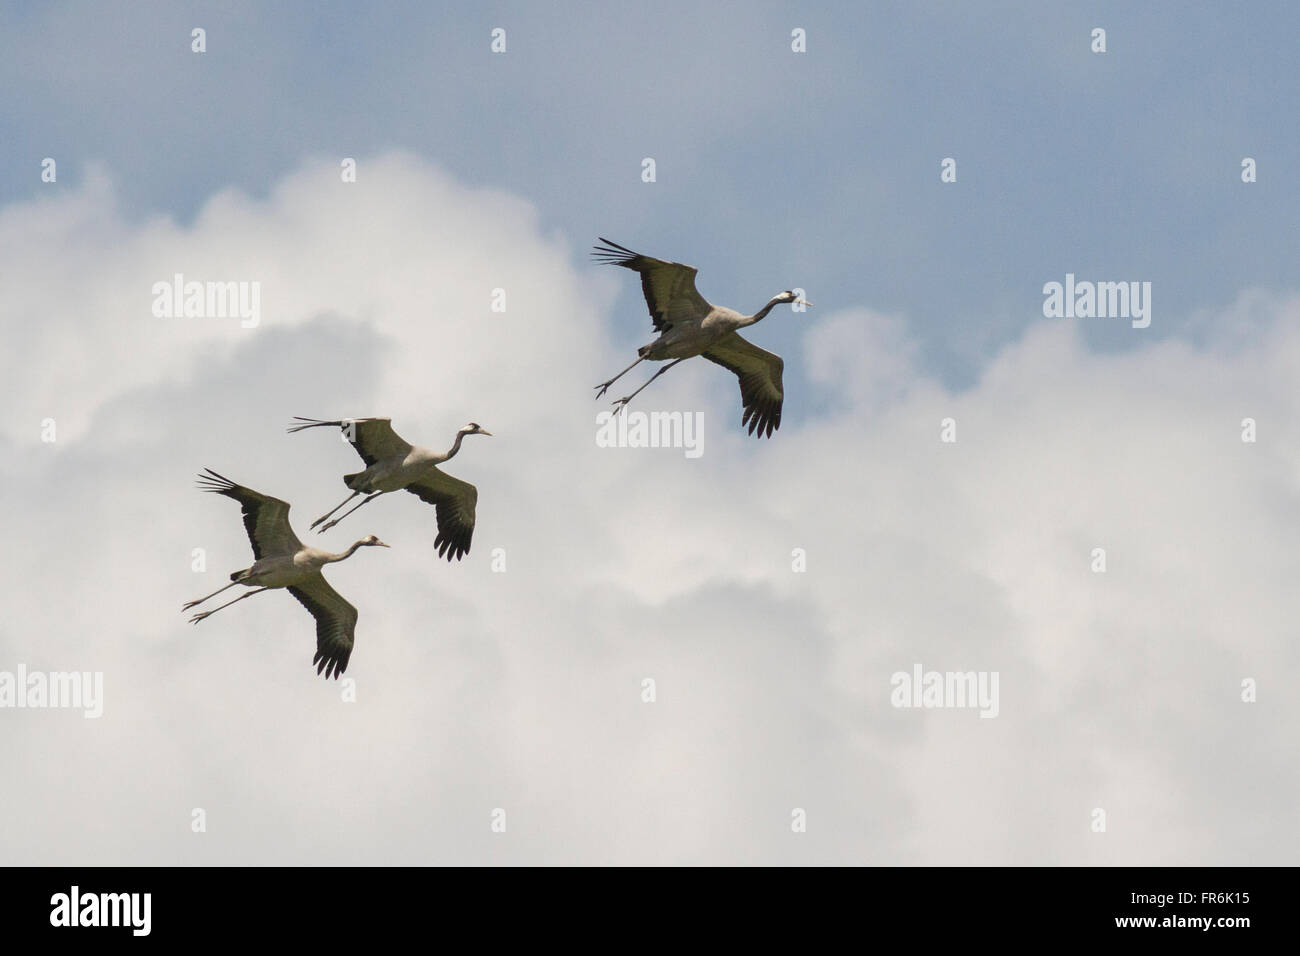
[1,155,1296,864]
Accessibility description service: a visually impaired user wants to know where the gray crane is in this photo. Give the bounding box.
[288,417,490,561]
[592,237,810,437]
[183,469,389,679]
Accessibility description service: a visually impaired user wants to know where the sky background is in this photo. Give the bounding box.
[1,1,1298,864]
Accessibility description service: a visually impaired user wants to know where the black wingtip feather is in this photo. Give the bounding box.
[738,407,779,438]
[591,237,641,266]
[286,416,342,434]
[434,533,469,562]
[195,468,237,493]
[313,650,345,680]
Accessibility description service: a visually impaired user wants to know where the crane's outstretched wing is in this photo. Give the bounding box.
[592,237,712,332]
[288,575,358,680]
[701,333,785,438]
[196,468,303,559]
[406,468,478,561]
[287,417,413,467]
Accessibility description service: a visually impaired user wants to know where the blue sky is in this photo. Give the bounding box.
[5,0,1297,400]
[2,2,1298,865]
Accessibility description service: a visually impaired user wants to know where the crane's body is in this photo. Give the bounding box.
[183,469,388,679]
[592,238,810,437]
[343,444,452,493]
[288,417,490,561]
[230,545,362,588]
[637,305,753,360]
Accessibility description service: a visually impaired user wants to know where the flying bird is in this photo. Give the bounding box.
[287,417,490,561]
[183,469,389,679]
[591,237,811,437]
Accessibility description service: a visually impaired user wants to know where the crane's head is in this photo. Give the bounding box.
[459,422,493,437]
[360,535,391,548]
[776,290,813,308]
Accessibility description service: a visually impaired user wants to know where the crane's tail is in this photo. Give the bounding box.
[344,472,365,490]
[286,416,344,434]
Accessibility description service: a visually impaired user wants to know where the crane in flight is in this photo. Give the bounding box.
[183,469,389,679]
[592,237,810,437]
[287,417,490,561]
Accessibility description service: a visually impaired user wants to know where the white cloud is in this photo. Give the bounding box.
[2,155,1297,864]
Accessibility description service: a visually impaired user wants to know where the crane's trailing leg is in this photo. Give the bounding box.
[594,356,646,400]
[310,491,363,529]
[317,492,385,534]
[182,579,242,611]
[611,358,687,415]
[189,587,272,624]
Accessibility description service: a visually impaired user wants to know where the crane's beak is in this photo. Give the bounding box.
[478,429,493,437]
[375,540,391,548]
[795,298,812,308]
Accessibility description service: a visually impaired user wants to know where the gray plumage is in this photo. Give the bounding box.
[287,418,490,561]
[183,469,389,679]
[592,237,810,437]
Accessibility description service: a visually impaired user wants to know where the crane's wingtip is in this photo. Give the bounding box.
[286,416,327,433]
[195,468,237,493]
[591,237,637,262]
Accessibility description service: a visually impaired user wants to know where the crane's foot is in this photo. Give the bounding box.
[611,397,632,415]
[594,381,614,399]
[309,515,328,529]
[181,599,202,611]
[317,518,340,533]
[189,611,212,624]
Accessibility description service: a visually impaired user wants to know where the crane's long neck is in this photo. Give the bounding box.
[443,430,467,460]
[333,540,368,562]
[741,297,784,328]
